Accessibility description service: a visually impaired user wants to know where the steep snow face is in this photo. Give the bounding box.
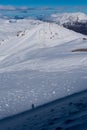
[0,19,87,119]
[44,12,87,25]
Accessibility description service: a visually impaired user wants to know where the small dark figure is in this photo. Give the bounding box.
[32,104,35,109]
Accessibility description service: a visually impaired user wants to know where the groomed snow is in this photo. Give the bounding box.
[0,18,87,119]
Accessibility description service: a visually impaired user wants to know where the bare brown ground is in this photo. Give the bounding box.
[72,48,87,52]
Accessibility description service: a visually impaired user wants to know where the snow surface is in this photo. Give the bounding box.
[0,18,87,119]
[1,90,87,130]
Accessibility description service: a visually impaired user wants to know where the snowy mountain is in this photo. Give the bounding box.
[0,21,84,65]
[0,21,85,71]
[41,12,87,35]
[43,12,87,24]
[0,18,87,120]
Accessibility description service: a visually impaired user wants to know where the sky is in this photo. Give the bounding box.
[0,0,87,6]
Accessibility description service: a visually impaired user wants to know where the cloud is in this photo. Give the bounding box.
[0,5,30,10]
[0,5,63,11]
[0,5,87,13]
[0,5,16,10]
[17,6,29,10]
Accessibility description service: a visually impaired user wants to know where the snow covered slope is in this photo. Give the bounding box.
[1,90,87,130]
[0,19,87,119]
[0,21,84,66]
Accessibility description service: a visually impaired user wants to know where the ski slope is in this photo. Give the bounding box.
[0,18,87,119]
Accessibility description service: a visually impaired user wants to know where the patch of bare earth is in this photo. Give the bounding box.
[72,48,87,52]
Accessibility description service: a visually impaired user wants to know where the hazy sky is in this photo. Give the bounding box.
[0,0,86,6]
